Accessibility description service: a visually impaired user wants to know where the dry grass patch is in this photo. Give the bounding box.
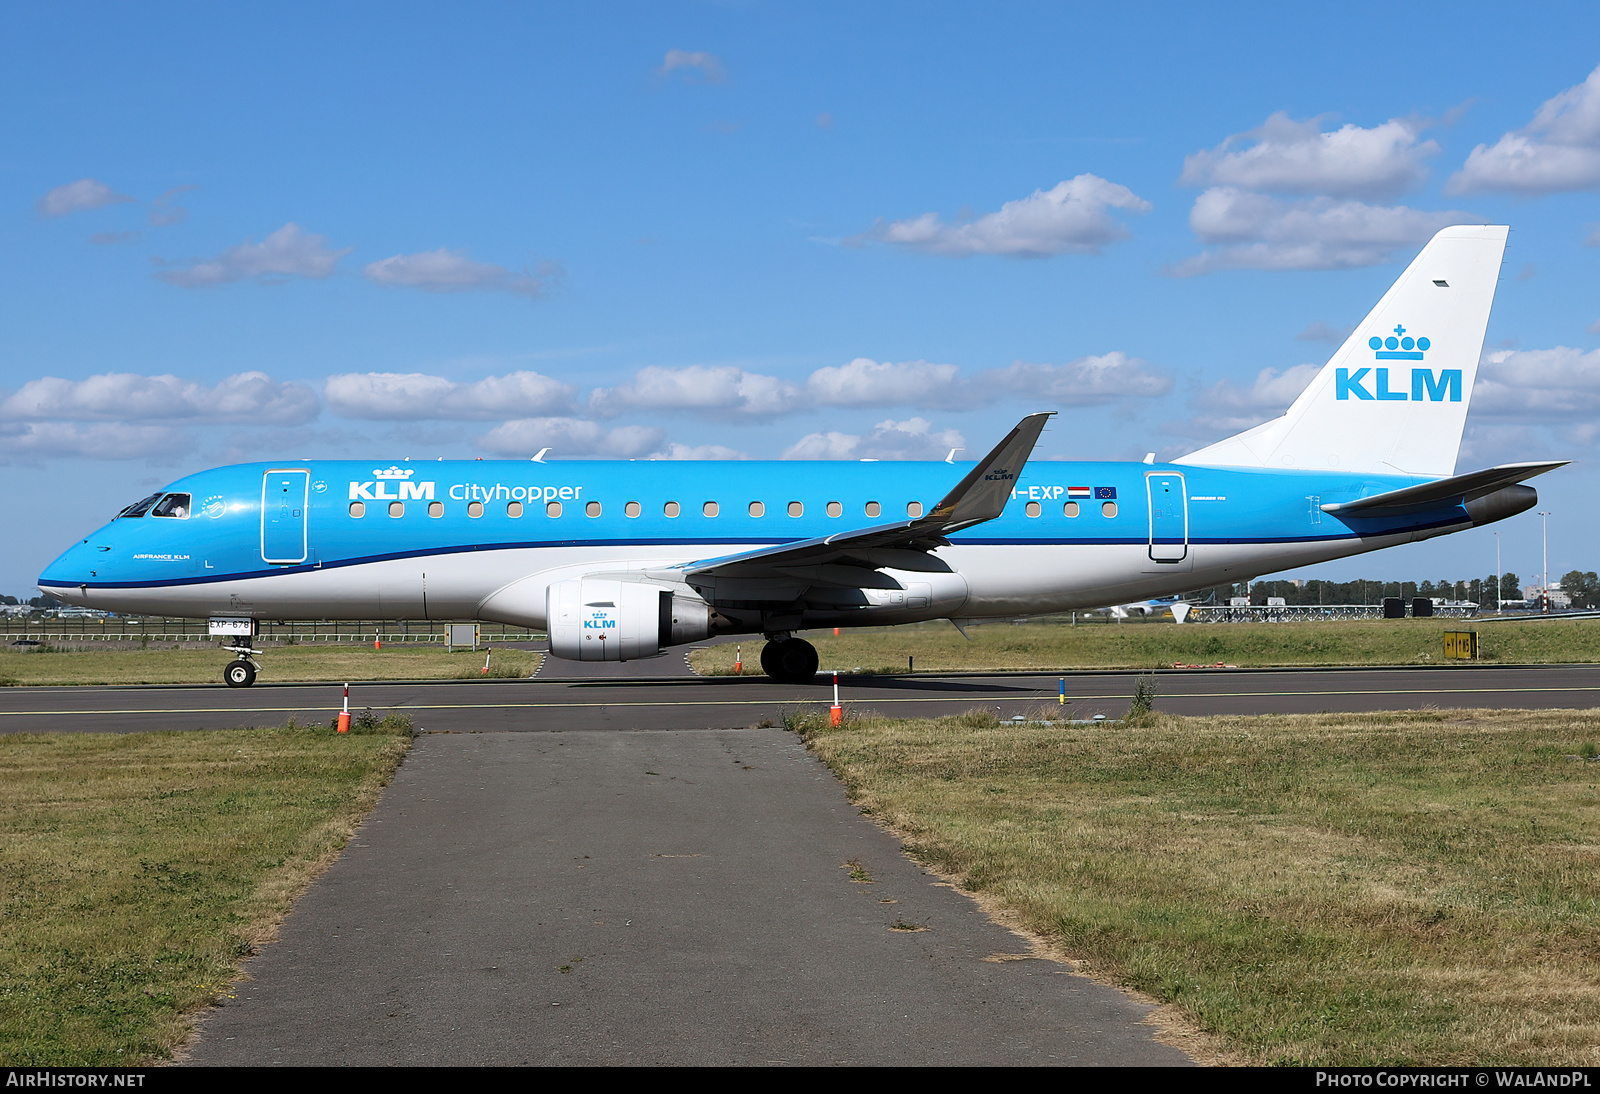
[691,619,1600,674]
[0,644,541,686]
[0,717,411,1064]
[795,705,1600,1065]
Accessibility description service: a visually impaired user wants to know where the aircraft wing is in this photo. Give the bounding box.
[1320,461,1567,517]
[678,412,1051,596]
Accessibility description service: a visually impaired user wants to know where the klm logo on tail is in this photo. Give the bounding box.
[1336,324,1460,403]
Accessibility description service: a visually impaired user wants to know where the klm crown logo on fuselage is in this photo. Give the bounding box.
[1335,324,1460,403]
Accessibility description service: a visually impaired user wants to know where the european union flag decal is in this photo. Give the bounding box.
[1094,486,1116,500]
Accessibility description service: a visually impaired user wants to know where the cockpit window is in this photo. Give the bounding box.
[117,493,162,519]
[150,493,191,519]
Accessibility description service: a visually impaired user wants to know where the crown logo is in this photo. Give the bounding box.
[1369,324,1430,361]
[373,466,415,479]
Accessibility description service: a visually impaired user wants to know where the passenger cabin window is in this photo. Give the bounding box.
[586,501,602,517]
[703,501,719,517]
[1101,501,1118,518]
[151,493,190,519]
[118,493,162,519]
[826,501,842,518]
[749,501,764,517]
[507,500,523,518]
[468,501,484,518]
[1025,501,1041,518]
[547,501,563,518]
[388,501,404,518]
[349,501,365,518]
[788,501,803,517]
[428,501,444,518]
[1063,501,1079,518]
[906,501,923,518]
[664,501,680,518]
[865,501,881,518]
[625,501,641,518]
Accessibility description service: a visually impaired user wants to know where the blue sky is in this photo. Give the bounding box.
[4,2,1599,596]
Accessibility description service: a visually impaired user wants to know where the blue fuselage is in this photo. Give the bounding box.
[40,458,1476,629]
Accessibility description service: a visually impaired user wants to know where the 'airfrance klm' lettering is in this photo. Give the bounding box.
[1336,368,1461,402]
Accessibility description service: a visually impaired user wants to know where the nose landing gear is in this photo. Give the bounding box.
[222,646,260,687]
[759,636,819,684]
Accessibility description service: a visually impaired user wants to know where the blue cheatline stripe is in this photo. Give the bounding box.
[39,518,1478,594]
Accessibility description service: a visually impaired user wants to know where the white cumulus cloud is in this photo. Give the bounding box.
[986,352,1171,404]
[1183,363,1322,434]
[590,365,801,418]
[1181,113,1439,200]
[854,175,1151,257]
[782,417,965,461]
[0,421,189,461]
[651,442,747,460]
[36,179,134,218]
[1450,65,1600,194]
[0,372,317,425]
[324,371,573,421]
[477,418,664,458]
[1474,347,1600,420]
[362,249,554,298]
[155,223,351,287]
[657,49,725,82]
[805,358,967,408]
[1170,188,1484,275]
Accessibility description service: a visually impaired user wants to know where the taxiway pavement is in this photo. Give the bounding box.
[3,662,1599,736]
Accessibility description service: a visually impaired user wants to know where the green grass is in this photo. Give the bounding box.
[691,619,1600,675]
[0,718,412,1065]
[796,705,1600,1065]
[0,644,541,687]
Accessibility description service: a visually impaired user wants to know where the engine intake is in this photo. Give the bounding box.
[547,578,711,661]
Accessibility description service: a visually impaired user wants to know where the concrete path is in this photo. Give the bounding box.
[185,727,1191,1066]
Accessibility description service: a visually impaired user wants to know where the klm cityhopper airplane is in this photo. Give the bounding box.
[40,224,1561,686]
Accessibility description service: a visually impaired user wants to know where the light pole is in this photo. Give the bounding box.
[1494,531,1501,613]
[1539,510,1551,612]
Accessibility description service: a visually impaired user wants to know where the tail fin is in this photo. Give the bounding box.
[1175,224,1508,478]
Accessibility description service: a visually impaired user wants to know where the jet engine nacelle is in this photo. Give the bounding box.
[547,578,712,662]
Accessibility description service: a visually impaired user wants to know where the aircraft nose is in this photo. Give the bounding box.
[38,540,99,603]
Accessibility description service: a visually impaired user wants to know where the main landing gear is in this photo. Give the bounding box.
[222,645,261,688]
[760,636,819,685]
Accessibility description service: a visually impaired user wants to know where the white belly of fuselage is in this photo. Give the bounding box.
[64,530,1417,625]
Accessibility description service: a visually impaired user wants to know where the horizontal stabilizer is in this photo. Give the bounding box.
[681,412,1051,595]
[1321,461,1566,516]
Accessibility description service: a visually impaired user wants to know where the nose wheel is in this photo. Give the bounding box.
[760,637,819,684]
[222,646,260,688]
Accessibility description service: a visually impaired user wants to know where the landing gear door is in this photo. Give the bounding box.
[1145,472,1191,570]
[262,469,309,564]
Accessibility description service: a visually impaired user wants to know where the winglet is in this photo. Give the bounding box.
[929,412,1052,530]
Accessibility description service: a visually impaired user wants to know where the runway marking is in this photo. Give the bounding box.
[4,684,1600,717]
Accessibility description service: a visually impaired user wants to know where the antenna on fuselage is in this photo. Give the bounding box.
[531,448,550,463]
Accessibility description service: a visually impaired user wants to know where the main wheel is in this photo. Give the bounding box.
[766,638,819,685]
[223,660,256,688]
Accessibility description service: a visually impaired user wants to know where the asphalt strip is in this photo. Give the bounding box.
[183,727,1194,1066]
